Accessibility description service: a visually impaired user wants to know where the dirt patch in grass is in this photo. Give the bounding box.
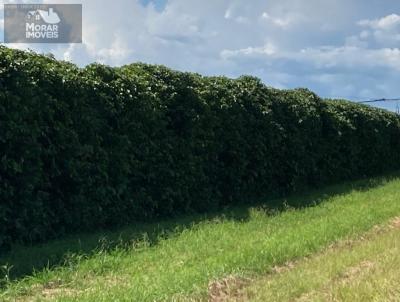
[340,260,375,280]
[390,216,400,228]
[41,286,79,300]
[12,279,80,302]
[208,275,251,302]
[271,261,296,274]
[13,274,127,302]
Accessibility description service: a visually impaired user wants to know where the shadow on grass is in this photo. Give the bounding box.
[1,172,398,283]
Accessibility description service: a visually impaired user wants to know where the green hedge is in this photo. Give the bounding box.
[1,46,400,250]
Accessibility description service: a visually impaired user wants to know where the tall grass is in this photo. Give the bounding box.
[1,173,400,301]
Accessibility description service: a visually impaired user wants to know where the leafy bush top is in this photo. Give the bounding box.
[1,46,399,251]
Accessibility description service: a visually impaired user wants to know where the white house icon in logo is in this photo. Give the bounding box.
[26,8,60,24]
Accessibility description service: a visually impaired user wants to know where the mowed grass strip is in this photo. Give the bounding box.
[1,174,400,301]
[229,218,400,302]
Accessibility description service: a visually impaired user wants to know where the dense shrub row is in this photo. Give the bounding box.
[1,46,400,250]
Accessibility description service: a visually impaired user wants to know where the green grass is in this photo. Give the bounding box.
[1,174,400,301]
[237,218,400,301]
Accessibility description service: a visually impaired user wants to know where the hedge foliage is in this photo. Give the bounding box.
[1,46,400,250]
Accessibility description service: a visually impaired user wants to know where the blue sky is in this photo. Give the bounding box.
[139,0,167,11]
[1,0,400,111]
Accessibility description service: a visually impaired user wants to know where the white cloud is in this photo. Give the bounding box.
[302,46,400,71]
[357,14,400,47]
[261,12,293,28]
[358,14,400,30]
[222,43,400,72]
[224,8,249,24]
[223,2,257,25]
[221,42,277,59]
[359,30,370,39]
[96,35,134,65]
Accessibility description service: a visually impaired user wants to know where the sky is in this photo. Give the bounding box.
[1,0,400,111]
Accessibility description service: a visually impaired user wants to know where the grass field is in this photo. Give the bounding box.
[1,173,400,301]
[231,218,400,301]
